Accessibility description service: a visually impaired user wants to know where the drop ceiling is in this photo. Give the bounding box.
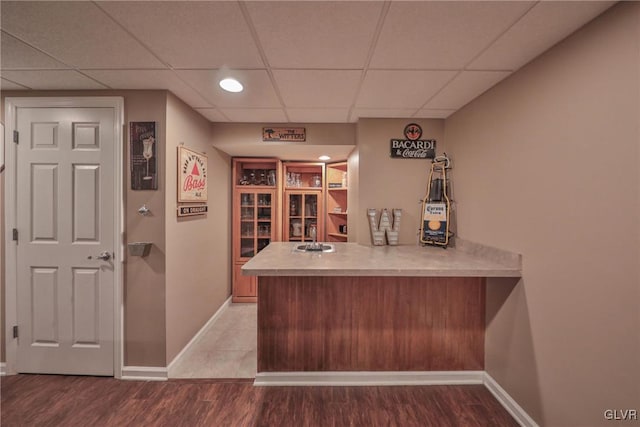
[1,1,613,125]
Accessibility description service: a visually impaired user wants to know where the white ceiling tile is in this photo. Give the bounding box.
[82,69,213,108]
[1,78,30,90]
[351,108,418,120]
[370,1,534,69]
[219,108,288,123]
[97,2,263,69]
[0,2,165,69]
[470,2,614,70]
[195,108,230,122]
[0,1,615,124]
[286,108,350,123]
[413,109,457,120]
[176,69,281,108]
[1,32,69,70]
[0,70,108,90]
[273,70,362,108]
[424,71,511,110]
[246,2,383,69]
[356,70,456,109]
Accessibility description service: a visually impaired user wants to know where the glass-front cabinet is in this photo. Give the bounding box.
[232,158,281,303]
[282,161,325,243]
[284,191,323,242]
[238,191,275,259]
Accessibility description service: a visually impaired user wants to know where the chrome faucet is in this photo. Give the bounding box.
[309,224,320,249]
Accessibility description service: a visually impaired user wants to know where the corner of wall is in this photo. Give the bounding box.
[164,93,232,364]
[354,118,446,246]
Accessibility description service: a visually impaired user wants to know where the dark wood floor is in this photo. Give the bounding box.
[1,375,518,427]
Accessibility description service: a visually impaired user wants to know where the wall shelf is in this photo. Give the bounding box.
[325,161,348,242]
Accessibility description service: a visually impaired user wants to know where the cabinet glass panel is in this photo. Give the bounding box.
[237,191,274,258]
[257,238,270,252]
[240,193,254,206]
[241,222,254,237]
[289,194,302,217]
[240,239,254,258]
[257,193,271,206]
[257,207,271,220]
[290,218,303,240]
[304,194,318,218]
[257,222,271,238]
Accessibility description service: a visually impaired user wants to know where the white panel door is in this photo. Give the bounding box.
[16,107,116,375]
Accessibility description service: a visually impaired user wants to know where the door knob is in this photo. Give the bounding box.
[88,251,112,261]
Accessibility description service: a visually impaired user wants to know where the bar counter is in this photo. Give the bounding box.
[242,241,521,277]
[242,241,521,382]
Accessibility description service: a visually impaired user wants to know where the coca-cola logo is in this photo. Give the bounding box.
[390,138,436,159]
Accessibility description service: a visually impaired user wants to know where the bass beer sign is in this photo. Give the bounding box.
[178,146,208,203]
[390,123,436,159]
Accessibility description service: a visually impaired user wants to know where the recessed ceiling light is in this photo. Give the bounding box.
[318,155,331,161]
[219,78,243,93]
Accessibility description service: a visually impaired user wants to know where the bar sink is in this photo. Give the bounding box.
[294,243,336,253]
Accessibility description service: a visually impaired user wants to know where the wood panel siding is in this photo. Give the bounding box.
[258,276,485,372]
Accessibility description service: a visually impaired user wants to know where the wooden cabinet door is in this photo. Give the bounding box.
[233,262,257,303]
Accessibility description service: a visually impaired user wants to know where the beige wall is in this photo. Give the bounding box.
[165,93,231,364]
[210,122,355,159]
[355,118,446,245]
[121,92,168,367]
[444,4,640,426]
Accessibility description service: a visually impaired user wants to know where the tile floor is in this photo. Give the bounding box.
[169,303,257,379]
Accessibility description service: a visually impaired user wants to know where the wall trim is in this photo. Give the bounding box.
[254,370,485,387]
[254,370,537,426]
[121,366,168,381]
[0,363,6,376]
[484,372,539,427]
[167,296,232,375]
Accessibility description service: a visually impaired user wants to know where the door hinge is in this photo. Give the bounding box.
[13,325,18,339]
[12,228,18,242]
[13,130,19,144]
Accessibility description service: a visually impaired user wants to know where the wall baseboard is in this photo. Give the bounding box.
[254,370,485,387]
[254,370,537,426]
[0,363,6,376]
[484,373,539,427]
[121,366,168,381]
[167,296,231,375]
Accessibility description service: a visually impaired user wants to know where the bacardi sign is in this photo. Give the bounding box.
[390,123,436,159]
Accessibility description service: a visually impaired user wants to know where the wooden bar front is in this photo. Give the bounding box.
[257,276,485,372]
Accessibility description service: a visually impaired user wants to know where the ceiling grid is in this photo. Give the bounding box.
[0,0,614,123]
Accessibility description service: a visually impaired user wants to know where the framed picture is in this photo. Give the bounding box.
[178,146,208,203]
[130,122,157,190]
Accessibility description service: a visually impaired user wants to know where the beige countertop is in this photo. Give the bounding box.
[242,241,521,277]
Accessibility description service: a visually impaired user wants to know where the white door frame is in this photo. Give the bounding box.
[4,97,125,377]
